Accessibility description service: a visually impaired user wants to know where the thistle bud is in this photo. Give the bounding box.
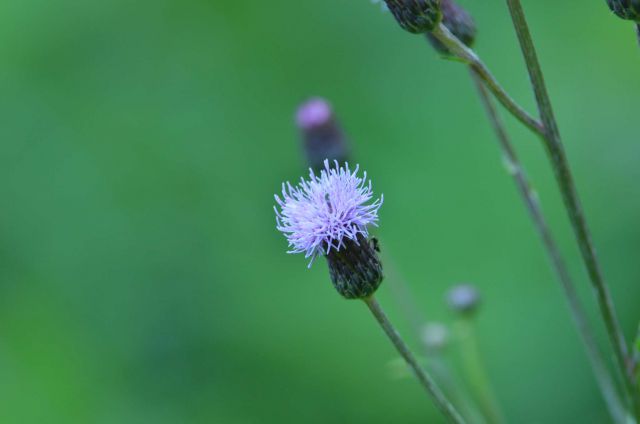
[447,284,480,315]
[327,234,384,299]
[420,322,449,352]
[383,0,442,34]
[606,1,640,45]
[607,0,640,21]
[296,98,350,172]
[426,0,476,54]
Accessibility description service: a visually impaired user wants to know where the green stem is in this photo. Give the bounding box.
[428,355,488,424]
[634,324,640,384]
[469,68,626,424]
[455,318,505,424]
[503,1,639,419]
[384,258,486,423]
[363,295,467,423]
[384,258,430,334]
[430,23,544,136]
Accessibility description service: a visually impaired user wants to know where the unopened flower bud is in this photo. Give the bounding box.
[296,98,350,172]
[421,322,449,352]
[426,0,476,54]
[607,0,640,44]
[447,284,480,315]
[383,0,442,34]
[607,0,640,21]
[327,234,384,299]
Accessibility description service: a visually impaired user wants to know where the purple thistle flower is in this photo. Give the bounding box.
[295,98,351,172]
[295,98,333,130]
[274,160,383,267]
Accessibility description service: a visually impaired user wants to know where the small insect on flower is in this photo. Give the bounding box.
[274,160,384,299]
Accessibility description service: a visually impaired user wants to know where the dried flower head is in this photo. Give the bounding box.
[426,0,476,55]
[295,98,350,172]
[275,160,384,298]
[383,0,442,34]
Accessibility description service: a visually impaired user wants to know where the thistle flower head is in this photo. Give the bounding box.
[295,98,350,172]
[426,0,476,54]
[607,0,640,21]
[383,0,442,33]
[275,160,383,267]
[296,98,333,130]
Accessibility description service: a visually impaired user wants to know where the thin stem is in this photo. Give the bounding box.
[430,23,544,137]
[504,1,639,418]
[429,355,488,424]
[384,258,429,334]
[633,323,640,382]
[455,318,505,424]
[384,258,486,423]
[469,68,625,423]
[363,295,467,424]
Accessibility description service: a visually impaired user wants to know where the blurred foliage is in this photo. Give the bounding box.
[0,0,639,423]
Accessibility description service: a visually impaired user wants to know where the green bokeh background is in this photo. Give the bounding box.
[1,1,638,423]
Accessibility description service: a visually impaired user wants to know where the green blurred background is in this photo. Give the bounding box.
[1,0,638,422]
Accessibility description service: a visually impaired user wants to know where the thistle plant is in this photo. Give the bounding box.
[367,0,639,421]
[274,161,466,423]
[294,99,497,422]
[274,1,639,422]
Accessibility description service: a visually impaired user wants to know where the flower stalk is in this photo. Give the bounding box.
[275,161,468,421]
[453,317,504,424]
[418,1,637,418]
[429,23,544,136]
[384,259,485,422]
[384,254,485,424]
[469,69,626,423]
[504,0,639,418]
[363,295,467,424]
